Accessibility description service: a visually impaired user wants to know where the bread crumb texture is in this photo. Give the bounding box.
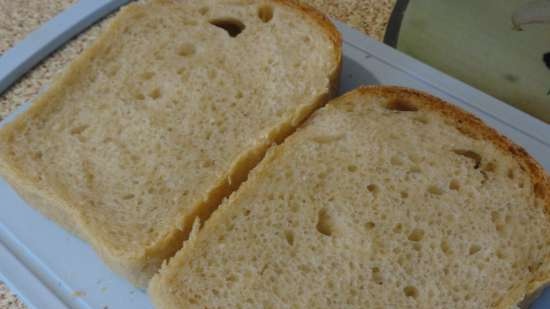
[0,0,340,286]
[150,86,550,309]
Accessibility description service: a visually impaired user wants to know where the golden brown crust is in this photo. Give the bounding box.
[0,0,342,288]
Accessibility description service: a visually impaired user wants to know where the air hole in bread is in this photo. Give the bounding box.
[83,168,94,185]
[527,264,539,273]
[202,159,214,168]
[199,6,209,15]
[347,165,358,172]
[469,244,481,255]
[404,286,418,298]
[449,179,460,191]
[154,51,164,61]
[427,185,444,195]
[178,43,196,57]
[106,64,120,77]
[226,274,237,283]
[70,125,89,135]
[178,69,189,81]
[408,228,424,241]
[140,71,154,80]
[483,161,497,172]
[408,154,421,163]
[311,133,344,144]
[365,221,375,230]
[316,208,334,237]
[149,88,161,99]
[371,267,383,284]
[388,133,399,140]
[183,18,198,26]
[258,5,274,23]
[298,264,311,274]
[32,151,43,160]
[209,18,245,37]
[386,98,418,112]
[496,249,506,259]
[441,240,452,255]
[122,194,135,200]
[134,92,145,101]
[284,230,294,246]
[367,184,378,193]
[393,223,403,233]
[452,149,481,169]
[505,214,512,224]
[397,256,406,267]
[507,168,515,179]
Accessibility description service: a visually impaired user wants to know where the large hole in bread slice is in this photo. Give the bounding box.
[209,18,245,37]
[452,149,482,169]
[258,5,274,23]
[316,208,335,236]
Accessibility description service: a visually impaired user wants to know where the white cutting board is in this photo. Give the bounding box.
[1,21,549,309]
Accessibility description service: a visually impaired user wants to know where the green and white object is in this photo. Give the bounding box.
[387,0,550,122]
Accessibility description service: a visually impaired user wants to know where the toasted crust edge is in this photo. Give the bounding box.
[150,86,550,308]
[0,0,342,288]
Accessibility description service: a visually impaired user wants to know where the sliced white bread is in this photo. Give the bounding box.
[150,86,550,309]
[0,0,341,287]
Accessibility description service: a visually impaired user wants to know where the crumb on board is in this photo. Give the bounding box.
[72,290,86,297]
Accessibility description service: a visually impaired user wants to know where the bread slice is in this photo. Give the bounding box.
[0,0,341,287]
[149,86,550,309]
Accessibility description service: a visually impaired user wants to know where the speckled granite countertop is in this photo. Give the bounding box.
[0,0,394,307]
